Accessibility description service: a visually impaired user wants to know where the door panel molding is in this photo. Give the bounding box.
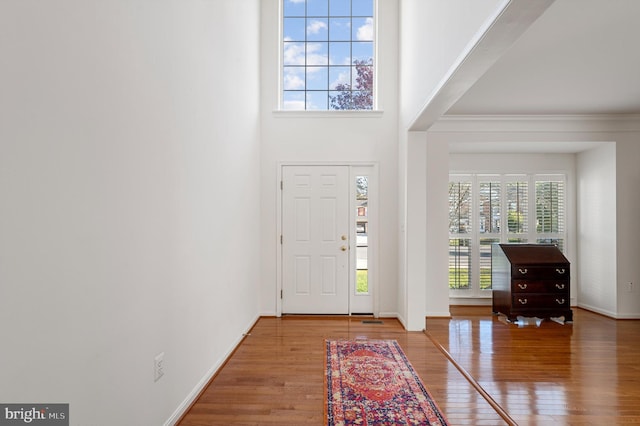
[282,165,349,314]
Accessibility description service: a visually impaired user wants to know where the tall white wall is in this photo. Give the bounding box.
[399,0,507,126]
[0,1,261,425]
[259,0,400,317]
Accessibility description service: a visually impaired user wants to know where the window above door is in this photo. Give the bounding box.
[281,0,376,111]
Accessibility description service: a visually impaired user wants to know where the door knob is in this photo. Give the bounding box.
[341,235,347,240]
[340,246,347,251]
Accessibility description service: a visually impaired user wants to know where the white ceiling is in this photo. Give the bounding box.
[446,0,640,116]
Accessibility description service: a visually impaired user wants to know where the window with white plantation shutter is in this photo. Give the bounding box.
[478,238,499,290]
[506,179,528,240]
[479,180,501,234]
[478,178,500,289]
[448,180,472,290]
[535,178,565,252]
[448,174,567,298]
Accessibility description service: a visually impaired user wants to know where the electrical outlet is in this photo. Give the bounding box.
[154,352,165,382]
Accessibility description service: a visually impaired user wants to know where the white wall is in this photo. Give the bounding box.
[403,132,427,327]
[259,0,400,317]
[575,136,640,319]
[0,1,261,425]
[613,137,640,317]
[576,144,617,315]
[423,135,452,319]
[399,0,507,126]
[398,132,451,330]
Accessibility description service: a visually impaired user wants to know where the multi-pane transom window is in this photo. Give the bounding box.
[448,174,567,296]
[282,0,375,110]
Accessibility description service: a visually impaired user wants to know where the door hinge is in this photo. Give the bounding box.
[280,180,283,190]
[280,289,283,299]
[280,235,283,244]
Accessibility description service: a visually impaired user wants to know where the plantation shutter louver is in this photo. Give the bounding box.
[448,180,472,290]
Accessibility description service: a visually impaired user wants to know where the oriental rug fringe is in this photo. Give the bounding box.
[325,339,449,426]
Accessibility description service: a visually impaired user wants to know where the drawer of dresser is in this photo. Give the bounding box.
[512,294,570,309]
[512,280,569,293]
[511,265,569,279]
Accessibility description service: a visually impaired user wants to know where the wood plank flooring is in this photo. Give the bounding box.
[178,308,640,425]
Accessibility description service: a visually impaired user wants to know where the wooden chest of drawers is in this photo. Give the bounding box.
[492,243,573,323]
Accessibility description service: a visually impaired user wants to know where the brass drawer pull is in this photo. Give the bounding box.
[518,298,528,305]
[556,268,566,274]
[518,268,528,275]
[556,298,566,305]
[518,283,528,290]
[555,283,565,290]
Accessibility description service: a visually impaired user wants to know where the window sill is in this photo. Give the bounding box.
[272,110,384,118]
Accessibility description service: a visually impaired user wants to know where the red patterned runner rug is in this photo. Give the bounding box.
[325,339,449,426]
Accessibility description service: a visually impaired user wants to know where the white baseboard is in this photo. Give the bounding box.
[425,311,452,318]
[576,303,617,319]
[578,303,640,319]
[613,312,640,319]
[164,314,261,426]
[449,297,492,306]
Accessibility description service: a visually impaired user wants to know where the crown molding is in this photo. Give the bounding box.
[429,114,640,133]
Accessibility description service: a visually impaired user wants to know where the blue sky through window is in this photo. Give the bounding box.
[282,0,374,110]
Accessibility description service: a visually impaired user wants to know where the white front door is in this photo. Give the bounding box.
[281,165,350,314]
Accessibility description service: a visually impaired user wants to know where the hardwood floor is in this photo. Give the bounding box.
[178,309,640,425]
